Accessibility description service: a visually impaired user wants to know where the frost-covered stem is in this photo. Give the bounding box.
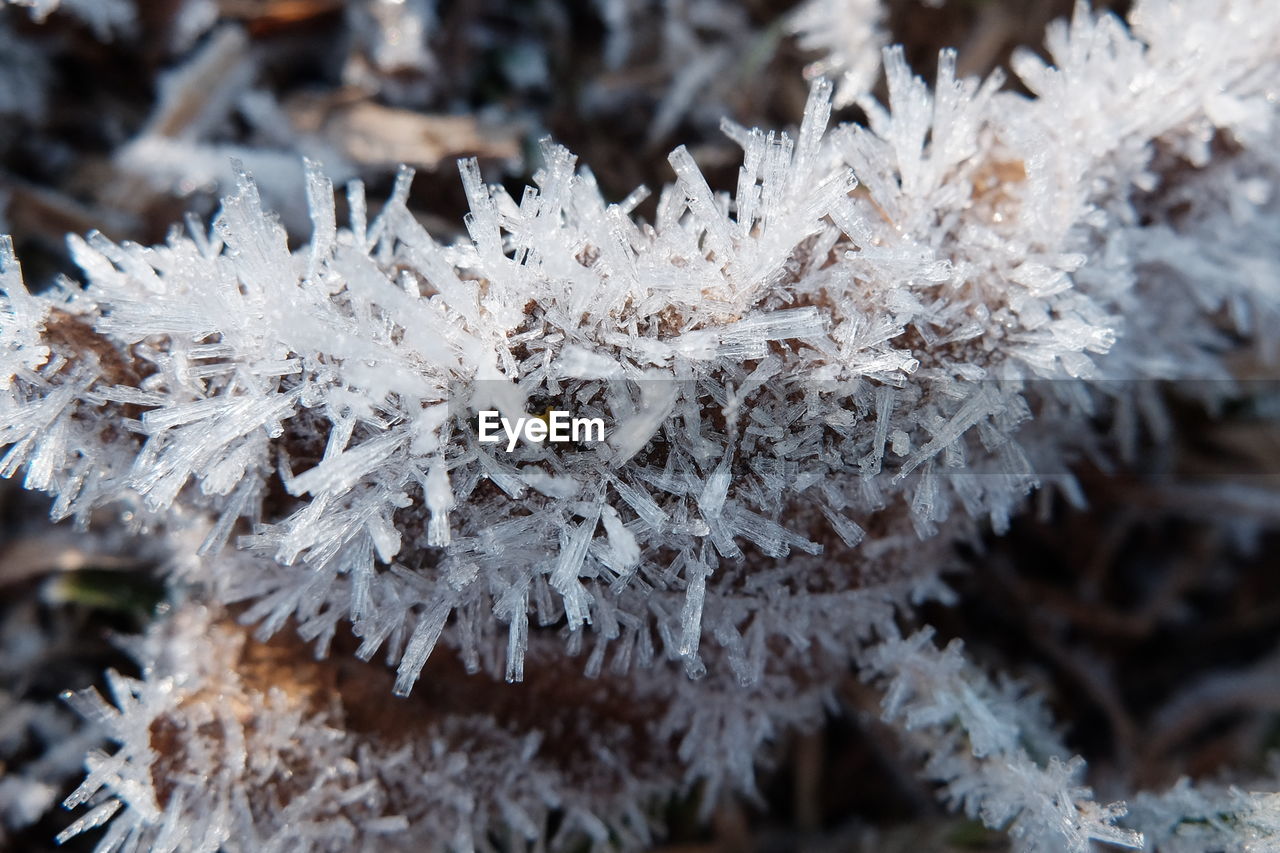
[862,628,1143,852]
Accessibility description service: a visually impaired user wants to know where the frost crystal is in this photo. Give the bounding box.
[790,0,887,108]
[2,0,1280,849]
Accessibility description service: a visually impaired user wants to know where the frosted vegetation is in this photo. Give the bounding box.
[2,0,1280,850]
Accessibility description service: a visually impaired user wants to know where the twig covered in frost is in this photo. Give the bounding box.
[863,628,1142,852]
[1127,772,1280,853]
[54,600,846,852]
[1,0,1280,849]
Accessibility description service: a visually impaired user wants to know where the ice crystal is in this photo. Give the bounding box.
[54,601,842,852]
[864,629,1143,852]
[1126,772,1280,852]
[2,0,1280,849]
[790,0,887,107]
